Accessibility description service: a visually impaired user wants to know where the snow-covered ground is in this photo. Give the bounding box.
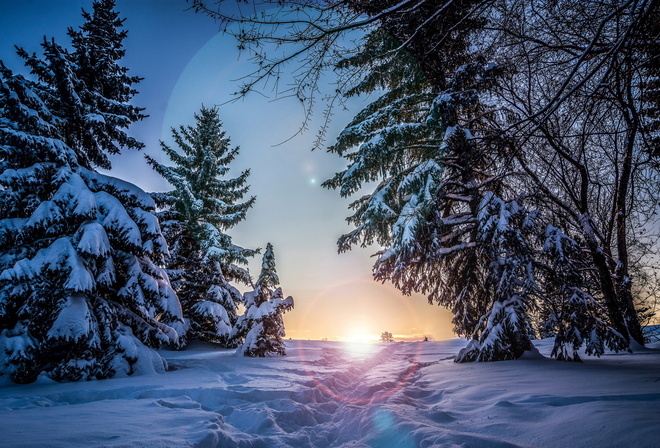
[1,339,659,448]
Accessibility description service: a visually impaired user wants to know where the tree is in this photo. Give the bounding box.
[350,0,657,352]
[192,1,542,362]
[146,106,256,346]
[490,0,657,347]
[233,243,294,356]
[537,226,626,361]
[0,39,182,383]
[380,331,394,343]
[324,28,538,360]
[455,194,538,362]
[17,0,145,171]
[192,0,659,356]
[154,211,242,347]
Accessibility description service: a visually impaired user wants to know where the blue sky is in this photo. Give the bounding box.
[0,0,455,341]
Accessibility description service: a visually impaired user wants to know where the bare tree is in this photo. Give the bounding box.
[380,331,394,343]
[491,0,659,346]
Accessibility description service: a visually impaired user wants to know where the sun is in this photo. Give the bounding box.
[344,324,379,344]
[344,337,379,361]
[341,327,380,359]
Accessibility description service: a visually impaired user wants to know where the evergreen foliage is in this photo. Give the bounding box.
[156,214,243,346]
[326,30,538,360]
[234,243,293,357]
[0,1,181,383]
[323,29,441,256]
[537,226,628,361]
[325,8,639,362]
[146,106,256,345]
[17,0,145,170]
[455,194,538,362]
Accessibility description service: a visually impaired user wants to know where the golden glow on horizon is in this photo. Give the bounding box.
[344,332,380,344]
[281,276,456,343]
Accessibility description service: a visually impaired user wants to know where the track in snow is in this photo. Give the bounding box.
[178,340,511,448]
[197,341,440,448]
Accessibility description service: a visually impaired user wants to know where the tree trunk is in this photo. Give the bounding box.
[579,213,632,345]
[613,129,645,346]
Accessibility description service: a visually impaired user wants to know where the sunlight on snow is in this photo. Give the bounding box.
[344,326,381,360]
[344,339,380,360]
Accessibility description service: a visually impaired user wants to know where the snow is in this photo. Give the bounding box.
[1,339,658,447]
[0,323,34,371]
[245,295,294,321]
[81,168,155,210]
[47,294,92,343]
[240,321,265,353]
[24,200,63,231]
[76,222,111,257]
[112,325,168,377]
[1,237,95,293]
[96,191,143,248]
[190,301,231,336]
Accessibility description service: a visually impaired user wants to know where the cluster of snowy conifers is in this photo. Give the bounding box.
[320,25,655,364]
[0,0,292,384]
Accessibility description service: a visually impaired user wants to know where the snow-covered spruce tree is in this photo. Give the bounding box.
[146,106,256,346]
[0,4,182,383]
[0,66,182,383]
[233,243,293,357]
[17,0,145,171]
[535,226,627,361]
[331,40,624,362]
[326,29,540,360]
[454,193,538,362]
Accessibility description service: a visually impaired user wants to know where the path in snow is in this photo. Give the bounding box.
[192,341,446,447]
[1,339,659,447]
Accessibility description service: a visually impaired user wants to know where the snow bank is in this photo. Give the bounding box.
[0,339,658,447]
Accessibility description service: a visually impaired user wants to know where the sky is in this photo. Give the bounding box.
[0,0,455,342]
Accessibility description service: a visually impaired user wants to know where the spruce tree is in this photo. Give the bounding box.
[16,0,145,171]
[536,226,627,361]
[0,67,182,383]
[327,22,634,362]
[66,0,146,169]
[146,106,256,346]
[326,30,538,360]
[455,194,538,362]
[233,243,293,357]
[0,3,181,383]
